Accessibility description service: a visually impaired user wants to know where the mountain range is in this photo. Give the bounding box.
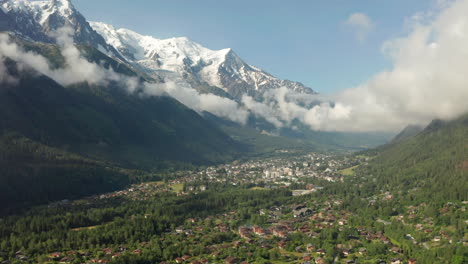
[0,0,315,101]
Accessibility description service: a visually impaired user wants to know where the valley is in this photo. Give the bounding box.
[0,0,467,263]
[0,145,466,264]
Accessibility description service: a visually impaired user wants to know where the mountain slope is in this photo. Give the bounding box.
[0,133,131,213]
[390,124,424,143]
[0,55,244,168]
[360,114,468,201]
[90,22,315,100]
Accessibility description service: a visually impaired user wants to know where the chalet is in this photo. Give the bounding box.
[390,247,402,254]
[59,256,74,263]
[408,258,417,264]
[311,231,321,238]
[358,248,367,255]
[245,238,254,244]
[390,258,402,264]
[293,208,313,218]
[259,240,271,249]
[341,248,351,256]
[49,252,62,259]
[132,249,142,255]
[232,240,242,248]
[175,258,184,263]
[115,246,126,253]
[253,226,266,235]
[277,241,287,249]
[272,225,288,237]
[182,255,192,261]
[316,248,326,255]
[238,226,252,239]
[306,244,316,252]
[298,225,311,233]
[315,257,326,264]
[225,256,239,264]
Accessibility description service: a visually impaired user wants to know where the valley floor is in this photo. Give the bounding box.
[0,152,466,264]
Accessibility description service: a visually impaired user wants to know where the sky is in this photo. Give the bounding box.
[73,0,435,94]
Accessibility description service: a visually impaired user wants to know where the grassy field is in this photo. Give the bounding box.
[250,187,267,190]
[338,165,360,176]
[171,183,184,193]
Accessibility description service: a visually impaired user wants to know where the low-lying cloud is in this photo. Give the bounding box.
[0,28,248,124]
[244,0,468,132]
[143,82,249,124]
[0,28,137,89]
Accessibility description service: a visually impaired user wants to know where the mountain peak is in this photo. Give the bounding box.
[49,0,75,13]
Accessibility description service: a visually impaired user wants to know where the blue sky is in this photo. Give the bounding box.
[74,0,434,93]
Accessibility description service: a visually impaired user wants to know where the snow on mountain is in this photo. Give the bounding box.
[91,22,315,100]
[91,22,229,88]
[0,0,123,60]
[0,0,315,100]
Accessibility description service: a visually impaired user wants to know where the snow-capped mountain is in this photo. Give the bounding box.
[91,22,315,100]
[0,0,123,60]
[0,0,315,100]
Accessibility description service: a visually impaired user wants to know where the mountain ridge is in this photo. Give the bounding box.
[0,0,125,61]
[90,21,316,100]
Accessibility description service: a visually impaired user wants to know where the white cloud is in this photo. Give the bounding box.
[344,12,374,42]
[143,82,249,124]
[0,28,249,125]
[305,0,468,131]
[241,0,468,132]
[0,27,139,90]
[241,95,283,128]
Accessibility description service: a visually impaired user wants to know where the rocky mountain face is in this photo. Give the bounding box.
[91,22,316,100]
[0,0,124,60]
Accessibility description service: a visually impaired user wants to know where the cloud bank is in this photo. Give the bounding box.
[142,82,249,124]
[0,28,248,124]
[243,0,468,132]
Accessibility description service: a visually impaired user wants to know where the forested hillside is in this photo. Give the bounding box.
[360,113,468,201]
